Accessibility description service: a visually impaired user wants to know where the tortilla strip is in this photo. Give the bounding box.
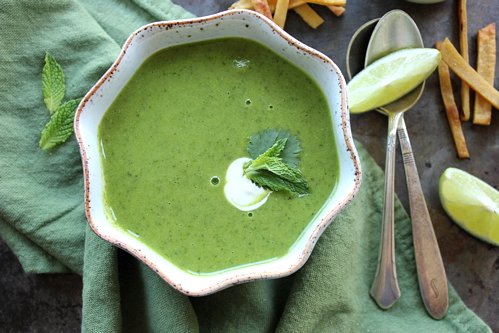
[229,0,253,9]
[273,0,290,28]
[473,23,496,125]
[293,4,324,29]
[328,5,345,16]
[288,0,306,9]
[267,0,277,11]
[440,38,499,110]
[288,0,345,9]
[435,41,470,159]
[251,0,273,19]
[458,0,470,121]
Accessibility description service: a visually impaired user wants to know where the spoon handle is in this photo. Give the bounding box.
[370,112,402,309]
[397,117,449,319]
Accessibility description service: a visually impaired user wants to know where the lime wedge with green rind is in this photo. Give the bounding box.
[439,167,499,246]
[348,48,441,113]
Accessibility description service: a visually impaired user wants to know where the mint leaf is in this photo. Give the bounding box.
[244,130,309,197]
[39,99,80,150]
[244,139,287,171]
[249,171,309,196]
[258,138,287,159]
[245,156,304,183]
[258,159,304,182]
[247,129,301,168]
[244,156,282,174]
[42,53,65,114]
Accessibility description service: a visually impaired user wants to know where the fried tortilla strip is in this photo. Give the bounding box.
[458,0,471,121]
[274,0,290,28]
[267,0,277,12]
[288,0,306,9]
[473,23,496,125]
[436,41,470,159]
[440,38,499,110]
[229,0,253,9]
[293,4,324,29]
[288,0,345,9]
[251,0,273,19]
[328,5,345,16]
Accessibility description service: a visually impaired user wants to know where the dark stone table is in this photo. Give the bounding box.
[1,0,497,331]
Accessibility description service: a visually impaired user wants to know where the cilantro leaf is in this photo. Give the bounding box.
[244,139,287,172]
[42,53,65,114]
[247,129,302,168]
[39,99,80,150]
[244,130,309,197]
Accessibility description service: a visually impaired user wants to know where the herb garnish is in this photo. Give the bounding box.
[243,129,310,197]
[42,53,65,114]
[39,98,81,150]
[39,53,81,150]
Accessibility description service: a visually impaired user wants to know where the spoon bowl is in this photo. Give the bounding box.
[346,18,378,81]
[366,11,425,115]
[346,15,424,114]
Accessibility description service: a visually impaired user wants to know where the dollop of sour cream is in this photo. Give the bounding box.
[224,157,271,211]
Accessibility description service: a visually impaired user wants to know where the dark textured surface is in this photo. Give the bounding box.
[0,241,82,333]
[1,0,498,331]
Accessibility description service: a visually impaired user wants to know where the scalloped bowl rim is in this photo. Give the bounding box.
[74,9,361,296]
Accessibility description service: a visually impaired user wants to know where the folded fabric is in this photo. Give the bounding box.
[0,0,491,332]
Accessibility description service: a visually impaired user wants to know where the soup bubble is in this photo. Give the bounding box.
[210,176,220,186]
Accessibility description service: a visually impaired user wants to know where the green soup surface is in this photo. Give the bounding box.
[99,38,339,274]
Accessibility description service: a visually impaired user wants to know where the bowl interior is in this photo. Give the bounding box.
[76,10,360,296]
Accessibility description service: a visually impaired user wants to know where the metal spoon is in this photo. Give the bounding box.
[346,10,448,318]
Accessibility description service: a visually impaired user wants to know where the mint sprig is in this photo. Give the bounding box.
[247,171,310,196]
[39,99,81,150]
[39,53,81,150]
[42,53,65,114]
[243,130,310,197]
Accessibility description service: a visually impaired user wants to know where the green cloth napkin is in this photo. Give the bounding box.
[0,1,491,332]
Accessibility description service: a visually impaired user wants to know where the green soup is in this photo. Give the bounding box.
[99,38,339,274]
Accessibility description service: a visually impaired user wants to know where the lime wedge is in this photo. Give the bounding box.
[439,167,499,246]
[347,48,441,113]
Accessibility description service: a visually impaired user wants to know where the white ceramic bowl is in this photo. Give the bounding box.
[75,9,361,296]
